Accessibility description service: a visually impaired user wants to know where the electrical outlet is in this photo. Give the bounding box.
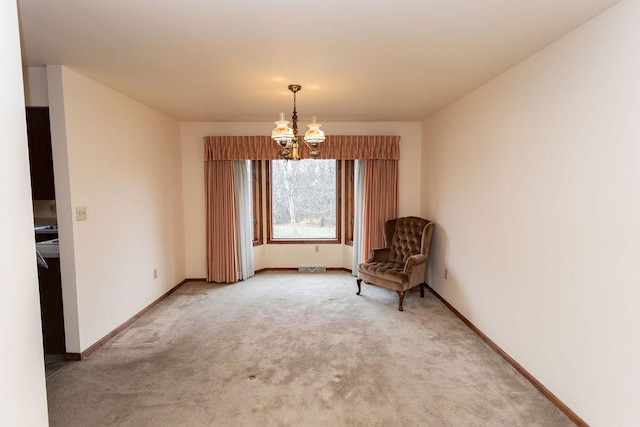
[75,206,87,221]
[153,268,158,279]
[444,269,448,279]
[315,245,320,253]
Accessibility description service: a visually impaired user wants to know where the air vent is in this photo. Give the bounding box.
[298,265,326,273]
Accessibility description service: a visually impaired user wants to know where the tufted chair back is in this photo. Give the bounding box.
[384,217,433,264]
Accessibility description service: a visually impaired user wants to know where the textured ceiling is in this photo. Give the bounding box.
[18,0,620,122]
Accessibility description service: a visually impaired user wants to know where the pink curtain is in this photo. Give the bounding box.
[319,136,399,160]
[205,160,238,283]
[362,160,398,261]
[204,135,399,160]
[205,136,276,160]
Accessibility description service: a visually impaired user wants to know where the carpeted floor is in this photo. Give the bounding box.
[46,271,573,426]
[44,354,67,380]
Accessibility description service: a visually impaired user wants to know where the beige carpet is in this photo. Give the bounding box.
[46,271,572,426]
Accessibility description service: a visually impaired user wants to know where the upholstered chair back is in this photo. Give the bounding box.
[384,217,433,264]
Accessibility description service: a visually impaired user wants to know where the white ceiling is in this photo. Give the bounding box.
[17,0,620,122]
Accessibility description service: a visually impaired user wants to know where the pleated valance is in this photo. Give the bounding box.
[203,135,400,160]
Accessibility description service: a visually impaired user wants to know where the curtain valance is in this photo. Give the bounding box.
[203,135,400,161]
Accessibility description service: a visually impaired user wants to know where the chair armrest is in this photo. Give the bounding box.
[404,254,427,274]
[367,247,391,262]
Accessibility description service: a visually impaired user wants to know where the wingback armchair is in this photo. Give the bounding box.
[357,217,434,311]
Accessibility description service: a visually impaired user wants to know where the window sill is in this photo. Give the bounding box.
[267,238,341,245]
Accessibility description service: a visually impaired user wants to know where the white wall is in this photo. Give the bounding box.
[421,1,640,425]
[47,66,185,352]
[0,0,49,424]
[181,122,422,278]
[23,66,48,106]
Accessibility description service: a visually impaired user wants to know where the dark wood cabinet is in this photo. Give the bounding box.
[26,107,56,200]
[37,258,66,354]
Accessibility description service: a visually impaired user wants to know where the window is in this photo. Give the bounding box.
[251,160,263,246]
[344,160,354,245]
[267,159,341,243]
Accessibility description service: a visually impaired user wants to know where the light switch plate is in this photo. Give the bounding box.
[76,206,88,221]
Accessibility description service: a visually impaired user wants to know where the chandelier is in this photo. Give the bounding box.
[271,84,325,160]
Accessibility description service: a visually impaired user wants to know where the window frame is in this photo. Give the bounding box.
[266,159,342,244]
[251,160,263,246]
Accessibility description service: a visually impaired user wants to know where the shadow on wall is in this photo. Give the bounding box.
[427,224,474,319]
[427,224,446,288]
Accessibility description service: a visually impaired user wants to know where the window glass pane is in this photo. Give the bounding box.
[271,159,336,240]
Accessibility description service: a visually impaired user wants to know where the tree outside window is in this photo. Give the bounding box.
[268,159,340,243]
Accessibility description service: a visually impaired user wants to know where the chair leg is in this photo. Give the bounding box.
[397,291,405,311]
[356,279,362,295]
[420,283,425,298]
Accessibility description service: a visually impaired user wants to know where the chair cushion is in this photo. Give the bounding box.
[358,261,407,285]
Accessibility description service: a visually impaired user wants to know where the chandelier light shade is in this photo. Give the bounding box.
[271,84,325,160]
[272,113,294,144]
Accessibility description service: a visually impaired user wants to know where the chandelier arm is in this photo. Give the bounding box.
[301,140,321,159]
